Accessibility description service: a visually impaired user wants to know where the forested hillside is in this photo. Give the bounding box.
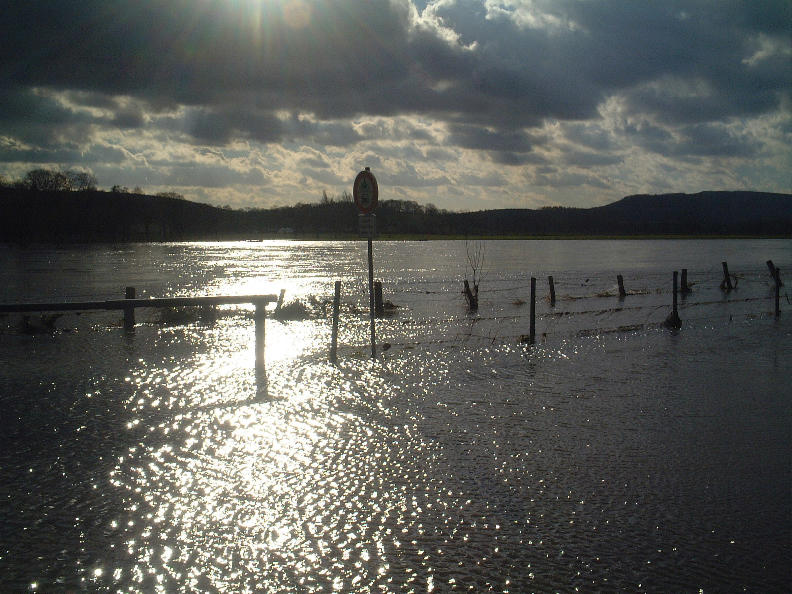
[1,188,789,242]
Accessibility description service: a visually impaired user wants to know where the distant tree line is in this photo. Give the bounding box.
[0,168,99,192]
[0,177,789,243]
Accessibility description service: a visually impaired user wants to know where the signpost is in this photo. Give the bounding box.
[354,167,379,360]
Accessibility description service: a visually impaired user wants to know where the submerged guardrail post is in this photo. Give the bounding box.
[124,286,136,331]
[548,275,556,306]
[255,301,266,371]
[617,274,626,298]
[721,261,733,291]
[330,281,341,363]
[529,276,536,343]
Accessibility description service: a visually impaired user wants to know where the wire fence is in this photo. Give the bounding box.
[323,263,787,354]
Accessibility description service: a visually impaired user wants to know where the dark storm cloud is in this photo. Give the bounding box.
[12,144,126,164]
[186,108,283,145]
[111,108,146,130]
[0,88,78,128]
[563,150,623,168]
[2,1,789,138]
[285,117,362,147]
[447,123,535,152]
[0,0,789,202]
[673,124,758,158]
[0,87,96,146]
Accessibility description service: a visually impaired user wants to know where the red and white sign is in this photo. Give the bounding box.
[353,169,378,214]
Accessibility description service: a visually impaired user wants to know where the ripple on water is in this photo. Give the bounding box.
[1,310,790,592]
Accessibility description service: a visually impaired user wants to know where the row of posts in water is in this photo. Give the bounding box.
[330,260,783,361]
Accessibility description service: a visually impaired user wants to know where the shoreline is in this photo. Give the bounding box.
[2,233,790,246]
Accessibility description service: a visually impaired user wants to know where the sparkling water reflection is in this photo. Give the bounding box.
[0,240,790,592]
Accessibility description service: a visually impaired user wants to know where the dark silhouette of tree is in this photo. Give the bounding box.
[69,171,97,191]
[24,169,69,191]
[156,191,185,200]
[22,168,97,192]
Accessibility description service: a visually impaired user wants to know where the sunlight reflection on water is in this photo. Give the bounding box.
[1,240,790,592]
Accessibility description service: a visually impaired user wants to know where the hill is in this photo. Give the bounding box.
[0,188,789,242]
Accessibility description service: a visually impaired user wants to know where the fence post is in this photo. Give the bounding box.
[330,281,341,363]
[617,274,626,298]
[276,289,285,311]
[255,301,266,371]
[374,281,384,318]
[767,260,783,287]
[124,286,135,331]
[721,261,733,291]
[774,267,782,317]
[529,276,536,343]
[680,268,691,295]
[548,275,556,306]
[665,271,682,329]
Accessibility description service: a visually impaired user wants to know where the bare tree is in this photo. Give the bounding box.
[67,170,97,191]
[464,239,485,310]
[24,168,68,191]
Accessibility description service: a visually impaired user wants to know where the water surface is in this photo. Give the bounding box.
[1,240,790,592]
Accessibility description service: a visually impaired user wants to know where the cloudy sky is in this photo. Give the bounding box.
[1,1,790,210]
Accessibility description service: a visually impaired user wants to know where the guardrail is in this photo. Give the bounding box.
[0,287,279,369]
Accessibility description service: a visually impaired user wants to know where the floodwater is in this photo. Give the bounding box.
[0,239,790,592]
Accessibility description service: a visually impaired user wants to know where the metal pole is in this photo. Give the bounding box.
[529,276,536,343]
[368,230,376,360]
[330,281,341,363]
[255,302,266,372]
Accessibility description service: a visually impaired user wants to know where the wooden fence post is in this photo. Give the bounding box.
[617,274,626,298]
[529,276,536,343]
[680,268,691,295]
[767,260,783,287]
[721,261,733,291]
[276,289,285,311]
[665,271,682,329]
[330,281,341,363]
[124,286,135,331]
[548,275,556,306]
[374,281,384,318]
[774,267,782,317]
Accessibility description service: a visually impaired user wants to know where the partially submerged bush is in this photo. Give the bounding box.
[271,300,311,321]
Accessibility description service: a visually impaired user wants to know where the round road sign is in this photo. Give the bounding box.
[353,169,378,214]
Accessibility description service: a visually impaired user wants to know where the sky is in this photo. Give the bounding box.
[0,0,790,211]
